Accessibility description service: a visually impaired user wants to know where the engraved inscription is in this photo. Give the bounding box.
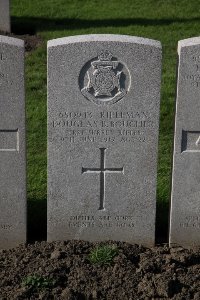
[193,55,200,75]
[58,111,147,119]
[52,120,148,128]
[53,129,145,144]
[183,74,200,87]
[0,72,5,85]
[181,130,200,152]
[79,51,131,105]
[51,110,153,144]
[182,55,200,87]
[82,148,124,210]
[0,73,10,86]
[0,53,7,61]
[0,52,9,85]
[0,53,5,85]
[179,216,200,228]
[68,215,135,228]
[0,224,12,230]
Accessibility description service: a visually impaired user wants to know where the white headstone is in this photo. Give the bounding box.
[47,34,162,246]
[0,35,26,249]
[0,0,10,33]
[170,37,200,248]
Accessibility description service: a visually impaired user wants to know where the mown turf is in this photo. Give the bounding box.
[11,0,200,240]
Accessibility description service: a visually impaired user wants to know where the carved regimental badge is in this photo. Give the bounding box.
[79,51,130,105]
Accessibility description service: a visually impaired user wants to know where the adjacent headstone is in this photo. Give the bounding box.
[0,0,10,33]
[0,36,26,249]
[48,34,162,246]
[170,37,200,248]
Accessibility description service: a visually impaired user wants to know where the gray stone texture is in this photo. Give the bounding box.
[0,0,10,32]
[47,34,162,246]
[170,37,200,248]
[0,35,26,249]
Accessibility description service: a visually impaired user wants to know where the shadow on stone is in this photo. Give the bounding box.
[155,200,169,244]
[27,198,47,242]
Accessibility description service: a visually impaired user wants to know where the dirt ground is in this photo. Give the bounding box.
[0,240,199,300]
[0,31,43,52]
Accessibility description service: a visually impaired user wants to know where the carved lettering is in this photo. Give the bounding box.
[117,222,134,227]
[0,73,12,86]
[99,222,112,227]
[193,55,200,63]
[69,215,95,221]
[69,222,95,228]
[59,111,93,118]
[0,73,5,85]
[183,58,200,87]
[52,110,152,144]
[179,216,200,228]
[58,111,148,120]
[180,222,200,228]
[68,215,135,228]
[0,224,12,230]
[53,119,149,129]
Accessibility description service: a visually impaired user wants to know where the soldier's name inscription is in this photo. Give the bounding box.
[51,110,154,143]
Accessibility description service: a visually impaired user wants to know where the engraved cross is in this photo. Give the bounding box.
[82,148,124,210]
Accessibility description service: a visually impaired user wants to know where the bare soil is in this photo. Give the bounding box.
[0,31,43,52]
[0,240,199,300]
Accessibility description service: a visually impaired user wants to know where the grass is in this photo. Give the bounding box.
[10,0,200,241]
[22,274,55,290]
[88,245,119,265]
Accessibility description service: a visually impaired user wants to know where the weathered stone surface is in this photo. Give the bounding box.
[47,34,162,246]
[170,37,200,248]
[0,36,26,249]
[0,0,10,33]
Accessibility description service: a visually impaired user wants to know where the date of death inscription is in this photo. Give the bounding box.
[50,110,155,144]
[68,215,135,228]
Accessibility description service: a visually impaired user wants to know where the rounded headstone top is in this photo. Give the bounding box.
[178,36,200,54]
[48,34,161,48]
[0,35,24,47]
